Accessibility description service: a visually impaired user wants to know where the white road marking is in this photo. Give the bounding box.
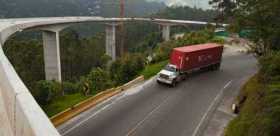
[61,104,110,136]
[61,92,128,135]
[224,81,232,89]
[192,80,233,136]
[126,95,171,136]
[61,78,154,136]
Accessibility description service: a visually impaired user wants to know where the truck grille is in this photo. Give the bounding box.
[160,74,169,80]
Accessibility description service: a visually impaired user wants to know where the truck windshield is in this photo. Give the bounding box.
[164,65,177,72]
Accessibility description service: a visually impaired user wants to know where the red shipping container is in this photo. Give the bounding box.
[170,43,223,72]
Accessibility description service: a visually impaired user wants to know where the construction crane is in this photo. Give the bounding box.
[119,0,125,56]
[102,0,126,57]
[120,0,125,18]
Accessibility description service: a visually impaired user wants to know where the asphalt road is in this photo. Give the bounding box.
[58,51,257,136]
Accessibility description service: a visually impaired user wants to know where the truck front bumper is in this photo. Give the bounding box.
[157,77,173,85]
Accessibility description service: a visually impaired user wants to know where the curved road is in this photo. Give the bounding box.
[58,50,257,136]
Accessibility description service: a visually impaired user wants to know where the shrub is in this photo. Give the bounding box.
[110,53,146,85]
[81,68,114,95]
[62,81,78,94]
[211,37,225,44]
[32,80,62,105]
[141,60,169,79]
[259,52,280,82]
[78,76,91,96]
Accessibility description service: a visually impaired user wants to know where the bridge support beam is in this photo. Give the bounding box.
[105,23,118,61]
[39,24,69,82]
[42,31,62,82]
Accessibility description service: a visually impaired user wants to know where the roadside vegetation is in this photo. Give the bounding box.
[140,60,169,79]
[5,28,222,117]
[226,53,280,136]
[3,7,224,117]
[209,0,280,136]
[42,93,91,117]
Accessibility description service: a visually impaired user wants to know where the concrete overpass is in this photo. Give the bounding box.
[0,16,226,136]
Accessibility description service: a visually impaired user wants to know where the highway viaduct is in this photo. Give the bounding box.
[0,16,226,136]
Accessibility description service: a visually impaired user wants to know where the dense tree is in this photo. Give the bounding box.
[109,53,145,85]
[152,28,223,63]
[236,0,280,55]
[60,30,82,81]
[0,0,165,18]
[209,0,236,21]
[123,6,218,54]
[210,0,280,55]
[3,39,45,88]
[84,68,113,94]
[212,1,280,136]
[154,6,218,22]
[60,29,108,81]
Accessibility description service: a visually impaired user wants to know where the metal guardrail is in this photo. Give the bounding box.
[51,76,144,127]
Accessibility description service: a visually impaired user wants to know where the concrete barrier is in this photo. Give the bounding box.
[0,45,60,136]
[51,76,144,127]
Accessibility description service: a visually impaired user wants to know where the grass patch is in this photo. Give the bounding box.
[43,93,92,117]
[225,74,264,136]
[140,60,169,79]
[237,74,262,103]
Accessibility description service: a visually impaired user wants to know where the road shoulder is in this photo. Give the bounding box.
[202,74,255,136]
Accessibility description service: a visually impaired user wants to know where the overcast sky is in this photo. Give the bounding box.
[148,0,211,9]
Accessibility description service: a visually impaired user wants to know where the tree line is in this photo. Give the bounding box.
[3,6,219,114]
[209,0,280,136]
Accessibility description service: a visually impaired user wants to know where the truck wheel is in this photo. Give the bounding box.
[215,63,221,70]
[208,64,216,71]
[172,80,177,87]
[157,80,161,84]
[212,63,220,71]
[182,74,188,81]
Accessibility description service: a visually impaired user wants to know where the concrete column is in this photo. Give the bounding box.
[105,24,117,61]
[162,25,171,41]
[42,31,62,82]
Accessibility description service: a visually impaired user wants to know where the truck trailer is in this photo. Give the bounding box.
[157,43,224,87]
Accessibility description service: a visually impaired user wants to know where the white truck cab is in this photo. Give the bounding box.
[157,64,180,87]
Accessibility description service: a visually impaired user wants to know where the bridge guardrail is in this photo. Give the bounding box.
[0,45,60,136]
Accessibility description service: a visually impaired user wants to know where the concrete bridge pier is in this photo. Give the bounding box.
[42,31,62,82]
[161,24,171,41]
[105,23,119,61]
[158,23,176,41]
[39,25,69,82]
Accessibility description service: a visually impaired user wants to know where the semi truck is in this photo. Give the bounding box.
[157,43,224,87]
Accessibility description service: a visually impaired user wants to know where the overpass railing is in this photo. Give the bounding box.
[0,44,60,136]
